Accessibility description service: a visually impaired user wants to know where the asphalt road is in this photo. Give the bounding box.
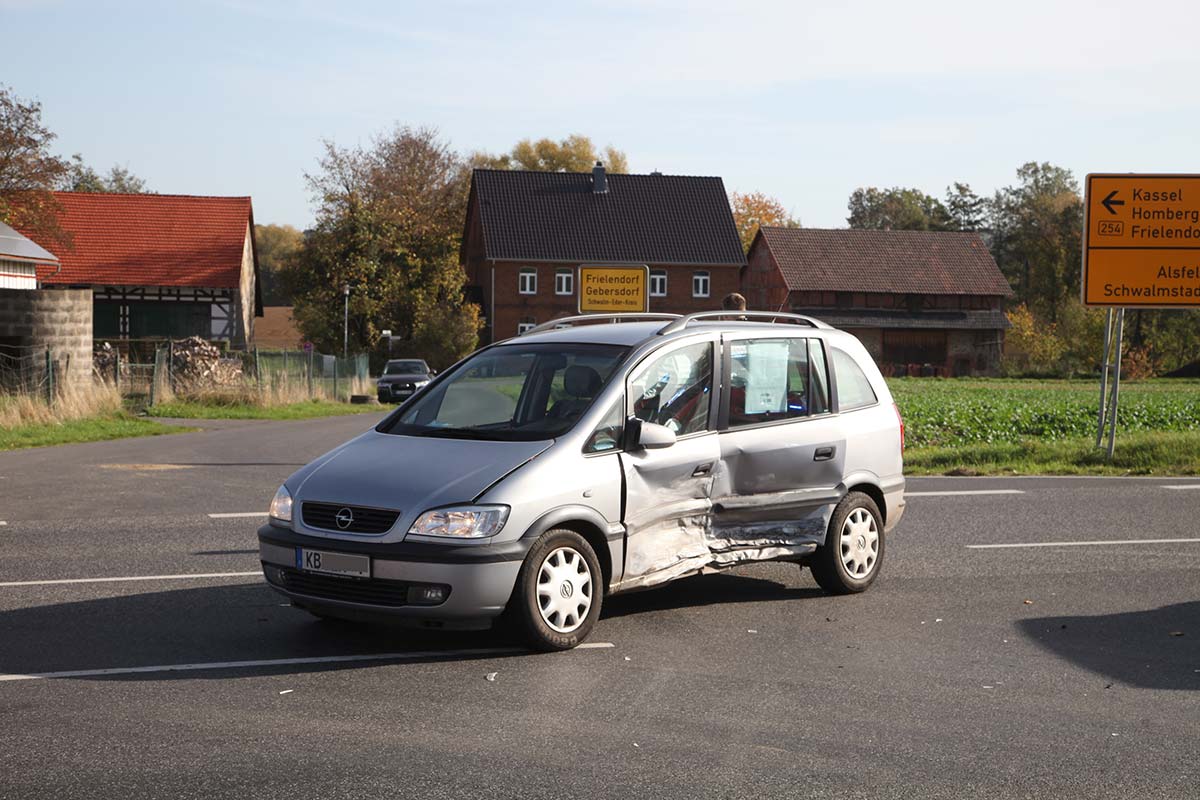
[0,415,1197,800]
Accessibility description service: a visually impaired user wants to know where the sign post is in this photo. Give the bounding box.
[1082,173,1200,456]
[578,264,649,315]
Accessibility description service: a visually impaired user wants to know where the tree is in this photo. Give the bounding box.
[846,186,952,231]
[0,85,70,247]
[729,191,799,253]
[944,182,987,232]
[281,125,480,368]
[60,155,149,193]
[988,162,1083,320]
[475,134,629,173]
[254,224,304,306]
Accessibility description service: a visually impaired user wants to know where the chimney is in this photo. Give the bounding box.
[592,161,607,194]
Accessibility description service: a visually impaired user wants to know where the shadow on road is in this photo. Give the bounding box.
[0,570,828,681]
[0,583,516,681]
[1018,601,1198,691]
[603,572,824,618]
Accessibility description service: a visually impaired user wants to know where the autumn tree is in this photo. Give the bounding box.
[847,186,952,231]
[0,85,70,247]
[988,162,1083,320]
[281,125,480,368]
[944,182,987,231]
[729,191,799,252]
[254,223,304,306]
[474,134,628,173]
[60,155,149,193]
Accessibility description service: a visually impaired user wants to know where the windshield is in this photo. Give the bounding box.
[380,343,627,441]
[385,360,427,375]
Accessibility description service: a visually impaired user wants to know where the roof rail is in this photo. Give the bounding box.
[522,312,681,335]
[656,310,831,335]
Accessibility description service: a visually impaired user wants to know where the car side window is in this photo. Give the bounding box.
[583,396,624,454]
[809,339,831,415]
[831,347,878,410]
[729,337,822,427]
[629,342,713,435]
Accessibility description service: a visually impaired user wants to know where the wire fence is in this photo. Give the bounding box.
[0,344,72,404]
[3,338,373,415]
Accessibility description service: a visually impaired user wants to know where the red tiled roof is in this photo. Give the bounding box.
[757,227,1013,296]
[33,192,253,288]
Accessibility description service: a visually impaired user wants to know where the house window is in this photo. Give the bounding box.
[555,269,573,296]
[517,317,536,335]
[650,270,667,297]
[519,268,537,295]
[692,271,710,298]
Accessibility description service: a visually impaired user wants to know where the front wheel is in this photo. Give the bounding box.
[809,492,885,594]
[510,529,603,651]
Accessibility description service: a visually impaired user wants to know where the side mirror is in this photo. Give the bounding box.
[637,421,677,450]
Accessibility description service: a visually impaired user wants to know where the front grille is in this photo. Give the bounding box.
[302,502,400,534]
[267,566,411,607]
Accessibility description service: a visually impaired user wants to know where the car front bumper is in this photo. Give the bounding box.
[257,524,527,629]
[376,383,416,402]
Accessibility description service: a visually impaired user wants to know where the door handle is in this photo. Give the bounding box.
[813,446,836,462]
[692,462,713,477]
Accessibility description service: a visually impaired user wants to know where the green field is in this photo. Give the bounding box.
[146,398,385,420]
[892,378,1200,475]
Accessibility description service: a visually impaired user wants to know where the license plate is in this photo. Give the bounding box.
[296,547,370,579]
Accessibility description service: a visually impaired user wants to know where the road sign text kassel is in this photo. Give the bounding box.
[1082,173,1200,308]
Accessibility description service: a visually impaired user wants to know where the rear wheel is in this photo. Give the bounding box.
[809,492,884,594]
[510,529,603,651]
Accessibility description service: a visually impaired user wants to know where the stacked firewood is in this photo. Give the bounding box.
[170,337,244,391]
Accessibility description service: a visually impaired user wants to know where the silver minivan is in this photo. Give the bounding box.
[258,312,906,650]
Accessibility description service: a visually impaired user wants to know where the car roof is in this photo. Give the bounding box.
[502,318,847,349]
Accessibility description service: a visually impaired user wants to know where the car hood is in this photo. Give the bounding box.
[291,430,550,531]
[377,373,427,384]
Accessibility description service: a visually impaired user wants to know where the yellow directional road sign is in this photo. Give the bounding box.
[1083,174,1200,307]
[578,265,649,313]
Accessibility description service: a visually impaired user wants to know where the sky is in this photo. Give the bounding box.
[4,0,1200,229]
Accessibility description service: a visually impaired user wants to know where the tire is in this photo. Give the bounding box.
[510,529,603,651]
[809,492,885,594]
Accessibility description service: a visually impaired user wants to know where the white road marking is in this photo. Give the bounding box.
[0,521,6,526]
[967,537,1200,550]
[208,512,268,518]
[0,647,534,682]
[0,571,261,588]
[907,490,1025,497]
[576,641,615,649]
[1162,485,1200,490]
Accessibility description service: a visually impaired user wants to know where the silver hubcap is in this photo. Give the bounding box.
[839,508,879,578]
[537,547,593,633]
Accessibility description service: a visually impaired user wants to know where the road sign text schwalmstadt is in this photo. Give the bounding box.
[1082,174,1200,307]
[578,264,649,313]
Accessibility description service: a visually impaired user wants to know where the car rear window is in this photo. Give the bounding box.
[831,348,877,411]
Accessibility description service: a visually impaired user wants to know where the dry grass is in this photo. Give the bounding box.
[0,380,124,429]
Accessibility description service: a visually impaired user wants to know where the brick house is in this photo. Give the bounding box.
[744,227,1012,376]
[31,192,262,347]
[461,165,745,340]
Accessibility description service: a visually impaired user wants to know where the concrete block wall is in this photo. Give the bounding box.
[0,288,94,389]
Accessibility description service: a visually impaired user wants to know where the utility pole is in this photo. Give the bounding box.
[342,283,350,359]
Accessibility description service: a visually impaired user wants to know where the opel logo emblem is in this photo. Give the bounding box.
[335,507,354,529]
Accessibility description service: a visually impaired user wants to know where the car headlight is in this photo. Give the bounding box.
[269,485,293,522]
[414,379,430,388]
[408,505,508,539]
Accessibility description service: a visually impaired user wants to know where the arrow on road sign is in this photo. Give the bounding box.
[1101,190,1125,215]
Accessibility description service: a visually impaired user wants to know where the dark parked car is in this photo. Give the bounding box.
[376,359,432,403]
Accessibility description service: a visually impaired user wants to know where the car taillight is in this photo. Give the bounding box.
[893,402,905,454]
